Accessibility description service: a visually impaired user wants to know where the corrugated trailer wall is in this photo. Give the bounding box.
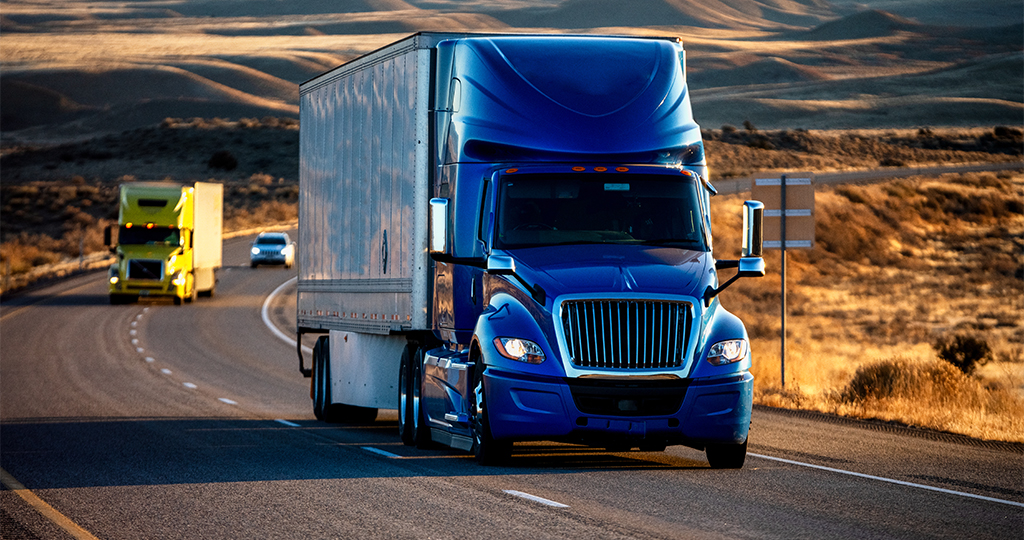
[298,40,432,335]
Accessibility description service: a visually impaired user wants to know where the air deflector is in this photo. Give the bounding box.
[491,38,661,117]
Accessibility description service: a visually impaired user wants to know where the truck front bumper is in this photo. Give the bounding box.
[484,369,752,446]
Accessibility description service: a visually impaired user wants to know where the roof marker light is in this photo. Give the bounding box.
[594,167,608,172]
[616,167,629,172]
[572,166,586,172]
[505,168,519,174]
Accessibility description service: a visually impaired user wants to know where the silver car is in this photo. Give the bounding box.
[250,232,295,268]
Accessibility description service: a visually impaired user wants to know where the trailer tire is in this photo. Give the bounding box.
[398,344,416,445]
[471,360,511,465]
[312,336,328,421]
[706,439,747,469]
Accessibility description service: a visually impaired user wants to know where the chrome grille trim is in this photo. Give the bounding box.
[560,299,693,370]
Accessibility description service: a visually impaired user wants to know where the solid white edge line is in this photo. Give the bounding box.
[262,276,313,354]
[749,453,1024,508]
[275,419,301,427]
[362,447,402,459]
[503,490,570,509]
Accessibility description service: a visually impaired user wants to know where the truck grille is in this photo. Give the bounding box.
[127,259,163,281]
[561,299,692,370]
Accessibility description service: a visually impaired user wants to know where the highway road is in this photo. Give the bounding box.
[2,232,1022,539]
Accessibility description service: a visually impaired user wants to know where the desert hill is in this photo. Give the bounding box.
[0,0,1020,143]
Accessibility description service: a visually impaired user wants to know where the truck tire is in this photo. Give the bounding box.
[398,344,416,445]
[705,439,747,469]
[471,360,511,465]
[412,348,432,448]
[314,336,378,424]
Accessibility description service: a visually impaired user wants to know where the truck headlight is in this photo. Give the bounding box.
[109,276,119,285]
[493,337,545,364]
[707,339,747,366]
[171,272,186,286]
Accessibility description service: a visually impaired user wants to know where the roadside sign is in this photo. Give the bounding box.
[751,174,815,249]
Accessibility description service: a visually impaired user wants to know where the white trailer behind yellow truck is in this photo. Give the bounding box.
[107,182,223,305]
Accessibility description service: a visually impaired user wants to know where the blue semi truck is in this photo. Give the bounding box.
[297,32,765,467]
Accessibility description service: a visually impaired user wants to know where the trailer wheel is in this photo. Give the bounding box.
[705,439,747,469]
[398,344,416,445]
[471,360,511,465]
[312,336,328,421]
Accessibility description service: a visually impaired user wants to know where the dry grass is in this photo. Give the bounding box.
[713,170,1024,442]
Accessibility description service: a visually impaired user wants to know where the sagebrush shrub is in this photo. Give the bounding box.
[934,334,992,375]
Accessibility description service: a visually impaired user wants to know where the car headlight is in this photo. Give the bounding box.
[251,247,261,255]
[281,245,293,256]
[493,337,545,364]
[706,339,748,366]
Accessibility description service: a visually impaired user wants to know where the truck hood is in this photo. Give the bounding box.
[506,245,710,301]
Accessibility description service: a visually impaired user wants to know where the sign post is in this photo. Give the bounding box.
[751,173,815,388]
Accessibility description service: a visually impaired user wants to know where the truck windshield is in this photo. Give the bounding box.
[495,173,707,250]
[119,226,180,246]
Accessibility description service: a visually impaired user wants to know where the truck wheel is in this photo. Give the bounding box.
[173,295,183,306]
[185,277,198,303]
[412,348,432,448]
[471,361,511,465]
[398,344,416,445]
[706,439,747,469]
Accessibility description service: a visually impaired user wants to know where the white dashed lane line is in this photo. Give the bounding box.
[130,308,245,409]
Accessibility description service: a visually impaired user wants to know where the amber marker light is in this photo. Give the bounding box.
[506,168,519,173]
[125,223,133,228]
[616,167,629,172]
[572,166,586,171]
[146,223,155,229]
[594,167,608,172]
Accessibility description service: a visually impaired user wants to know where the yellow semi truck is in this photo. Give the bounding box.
[106,182,223,305]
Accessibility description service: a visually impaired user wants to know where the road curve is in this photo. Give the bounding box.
[2,231,1022,539]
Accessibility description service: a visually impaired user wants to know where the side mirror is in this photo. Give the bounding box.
[429,198,448,254]
[486,254,545,304]
[486,255,515,275]
[742,200,764,258]
[104,224,116,253]
[704,200,767,306]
